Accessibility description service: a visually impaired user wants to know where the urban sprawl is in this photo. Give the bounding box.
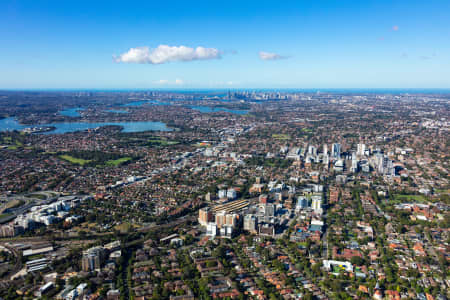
[0,90,448,300]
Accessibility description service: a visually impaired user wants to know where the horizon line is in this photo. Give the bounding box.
[1,87,450,92]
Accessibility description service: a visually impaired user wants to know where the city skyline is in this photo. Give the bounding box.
[1,0,450,89]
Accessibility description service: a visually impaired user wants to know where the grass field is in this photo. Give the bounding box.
[0,213,13,219]
[60,154,92,165]
[0,213,14,224]
[114,222,134,233]
[272,134,291,140]
[435,189,449,194]
[0,199,24,212]
[106,157,132,166]
[393,194,427,202]
[28,193,47,200]
[148,137,179,146]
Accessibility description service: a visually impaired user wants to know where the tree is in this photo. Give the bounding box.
[350,256,365,266]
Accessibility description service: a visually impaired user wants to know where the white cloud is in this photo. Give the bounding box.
[419,53,436,60]
[259,51,288,61]
[154,79,184,85]
[155,79,169,84]
[114,45,221,64]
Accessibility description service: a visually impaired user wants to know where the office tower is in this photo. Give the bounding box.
[296,196,308,211]
[331,143,341,159]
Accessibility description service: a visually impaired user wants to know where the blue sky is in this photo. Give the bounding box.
[1,0,449,89]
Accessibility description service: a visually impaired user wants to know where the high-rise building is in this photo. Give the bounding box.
[351,157,358,173]
[311,195,323,214]
[259,194,268,204]
[334,159,344,172]
[227,188,237,200]
[215,211,237,229]
[264,203,275,217]
[308,145,317,157]
[357,143,366,157]
[243,214,257,233]
[205,192,211,202]
[206,222,217,237]
[296,196,308,211]
[218,189,227,199]
[220,225,234,238]
[198,207,213,226]
[82,246,105,272]
[331,143,341,159]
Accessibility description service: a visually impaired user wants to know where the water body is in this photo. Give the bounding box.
[188,105,249,115]
[0,117,27,132]
[0,117,171,134]
[59,107,84,117]
[106,109,129,114]
[122,100,170,106]
[122,101,147,106]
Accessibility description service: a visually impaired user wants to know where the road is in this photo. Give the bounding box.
[0,243,23,282]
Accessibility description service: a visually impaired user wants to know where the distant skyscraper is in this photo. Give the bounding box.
[331,143,341,159]
[308,145,317,157]
[351,156,358,173]
[357,143,366,156]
